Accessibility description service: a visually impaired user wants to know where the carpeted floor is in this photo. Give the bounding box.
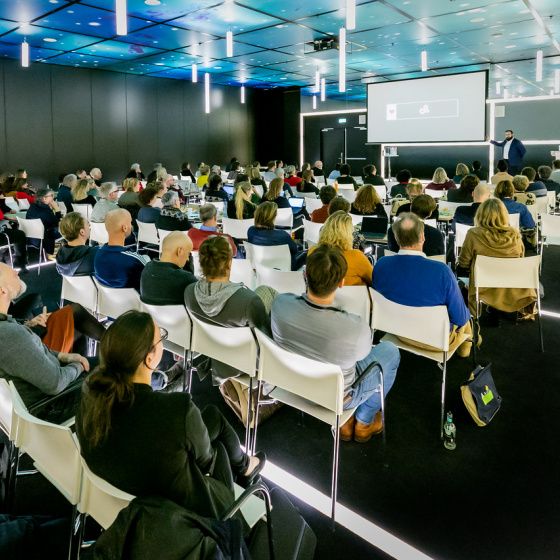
[7,243,560,559]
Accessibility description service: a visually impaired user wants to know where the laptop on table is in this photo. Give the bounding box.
[361,216,389,240]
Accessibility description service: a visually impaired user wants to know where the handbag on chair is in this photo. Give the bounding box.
[461,363,502,426]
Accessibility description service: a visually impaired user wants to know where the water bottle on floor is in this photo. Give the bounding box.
[443,411,456,450]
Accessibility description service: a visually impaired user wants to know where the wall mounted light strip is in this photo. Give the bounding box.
[555,69,560,94]
[192,63,198,83]
[240,85,245,104]
[226,30,233,58]
[346,0,356,31]
[421,50,428,72]
[312,96,317,110]
[339,28,346,93]
[21,40,29,68]
[115,0,127,36]
[536,50,543,82]
[204,73,210,114]
[320,78,326,102]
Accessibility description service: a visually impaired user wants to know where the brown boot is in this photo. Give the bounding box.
[339,416,355,442]
[354,412,383,443]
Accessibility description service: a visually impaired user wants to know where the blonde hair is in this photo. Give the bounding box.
[456,163,469,176]
[235,182,253,220]
[71,178,93,201]
[512,175,529,192]
[123,177,139,192]
[353,184,381,213]
[432,167,449,184]
[406,181,423,200]
[254,201,277,229]
[200,164,210,176]
[156,166,167,182]
[474,198,518,243]
[248,166,261,181]
[318,210,353,251]
[266,177,283,200]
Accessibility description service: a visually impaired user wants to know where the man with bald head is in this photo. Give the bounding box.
[373,213,474,357]
[140,231,196,305]
[451,183,490,232]
[94,209,149,289]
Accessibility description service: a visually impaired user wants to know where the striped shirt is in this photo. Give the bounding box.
[94,245,149,290]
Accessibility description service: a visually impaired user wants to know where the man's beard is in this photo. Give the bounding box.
[11,279,26,300]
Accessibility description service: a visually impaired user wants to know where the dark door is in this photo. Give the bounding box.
[346,126,367,176]
[320,128,345,171]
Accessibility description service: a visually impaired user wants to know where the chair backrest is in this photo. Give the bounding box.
[350,213,363,226]
[370,289,450,351]
[73,204,92,221]
[326,178,336,186]
[186,311,258,375]
[16,217,45,240]
[137,221,159,245]
[255,330,345,415]
[293,191,317,199]
[541,213,560,239]
[424,189,446,199]
[303,219,322,247]
[140,303,191,353]
[4,196,18,212]
[222,218,254,240]
[373,185,387,202]
[93,278,142,318]
[547,190,555,212]
[333,286,371,324]
[305,198,323,214]
[0,379,13,436]
[61,275,98,312]
[315,175,326,185]
[89,222,109,245]
[191,251,202,276]
[275,208,293,229]
[509,213,520,229]
[57,200,68,216]
[17,198,30,210]
[253,184,264,198]
[230,258,255,288]
[474,255,541,290]
[455,223,473,249]
[339,190,357,204]
[256,265,305,294]
[78,453,135,530]
[9,382,82,504]
[245,242,291,271]
[425,218,437,228]
[351,176,363,185]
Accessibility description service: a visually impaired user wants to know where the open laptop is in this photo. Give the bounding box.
[288,197,305,212]
[222,185,234,197]
[361,216,389,240]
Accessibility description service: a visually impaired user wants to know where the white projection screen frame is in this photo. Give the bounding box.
[367,71,488,143]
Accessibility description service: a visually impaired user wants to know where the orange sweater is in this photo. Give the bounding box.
[308,246,372,287]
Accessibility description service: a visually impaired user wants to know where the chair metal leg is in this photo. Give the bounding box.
[68,506,82,560]
[538,296,544,353]
[245,377,254,454]
[5,443,20,514]
[38,240,44,275]
[250,380,263,456]
[379,369,386,447]
[440,353,447,440]
[331,416,341,529]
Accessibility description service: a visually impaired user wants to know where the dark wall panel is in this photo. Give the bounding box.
[0,62,6,171]
[126,74,158,170]
[156,79,185,172]
[4,60,54,188]
[184,81,208,166]
[51,65,93,177]
[495,100,560,142]
[91,71,128,181]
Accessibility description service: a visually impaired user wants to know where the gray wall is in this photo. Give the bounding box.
[0,59,256,188]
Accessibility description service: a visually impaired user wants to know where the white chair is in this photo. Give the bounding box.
[253,184,264,198]
[72,204,92,221]
[9,382,82,557]
[255,264,305,294]
[222,218,254,240]
[4,196,19,212]
[473,255,542,354]
[540,214,560,270]
[191,251,203,276]
[57,200,68,216]
[455,223,473,259]
[547,190,556,213]
[293,191,317,199]
[157,228,174,253]
[60,275,98,313]
[254,330,383,525]
[424,189,446,199]
[369,289,469,438]
[186,311,259,451]
[509,213,520,229]
[17,198,30,211]
[351,176,363,185]
[305,197,323,214]
[275,208,294,231]
[333,286,371,324]
[383,249,446,263]
[136,221,160,253]
[16,217,47,274]
[245,242,291,271]
[350,213,363,226]
[315,175,326,185]
[339,190,357,204]
[230,258,255,289]
[89,222,109,245]
[336,184,353,192]
[93,278,142,319]
[373,185,387,202]
[303,219,322,248]
[326,178,336,186]
[425,218,437,228]
[533,197,548,217]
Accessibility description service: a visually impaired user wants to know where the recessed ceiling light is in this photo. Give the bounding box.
[214,66,222,69]
[145,0,162,5]
[471,18,485,22]
[49,0,59,3]
[505,45,516,49]
[89,22,101,26]
[43,38,57,42]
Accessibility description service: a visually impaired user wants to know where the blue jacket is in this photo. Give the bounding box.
[56,185,74,213]
[373,253,470,329]
[500,198,535,229]
[94,245,149,289]
[526,181,547,198]
[451,202,481,232]
[490,137,526,166]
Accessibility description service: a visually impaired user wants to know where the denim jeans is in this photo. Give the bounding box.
[343,341,400,425]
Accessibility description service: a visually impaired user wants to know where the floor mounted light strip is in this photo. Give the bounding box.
[339,28,346,93]
[21,40,29,68]
[260,461,434,560]
[115,0,127,36]
[542,309,560,319]
[204,73,210,113]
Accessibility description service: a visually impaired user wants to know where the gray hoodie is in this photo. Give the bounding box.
[193,279,244,317]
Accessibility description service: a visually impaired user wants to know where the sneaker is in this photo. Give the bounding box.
[165,359,185,383]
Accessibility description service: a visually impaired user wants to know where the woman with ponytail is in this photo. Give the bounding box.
[227,181,257,220]
[76,310,265,518]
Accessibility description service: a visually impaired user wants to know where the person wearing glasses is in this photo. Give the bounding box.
[76,311,266,518]
[26,188,62,260]
[91,182,120,223]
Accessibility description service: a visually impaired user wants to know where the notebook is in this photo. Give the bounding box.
[288,197,305,209]
[222,185,234,196]
[361,216,389,240]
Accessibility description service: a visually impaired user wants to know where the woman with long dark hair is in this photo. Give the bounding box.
[76,310,265,518]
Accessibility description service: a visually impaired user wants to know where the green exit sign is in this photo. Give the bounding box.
[338,118,347,123]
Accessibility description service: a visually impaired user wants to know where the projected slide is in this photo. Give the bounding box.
[367,72,487,143]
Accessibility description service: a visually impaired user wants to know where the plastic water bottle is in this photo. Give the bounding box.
[443,411,456,450]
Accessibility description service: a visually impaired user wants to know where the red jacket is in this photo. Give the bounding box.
[187,228,237,257]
